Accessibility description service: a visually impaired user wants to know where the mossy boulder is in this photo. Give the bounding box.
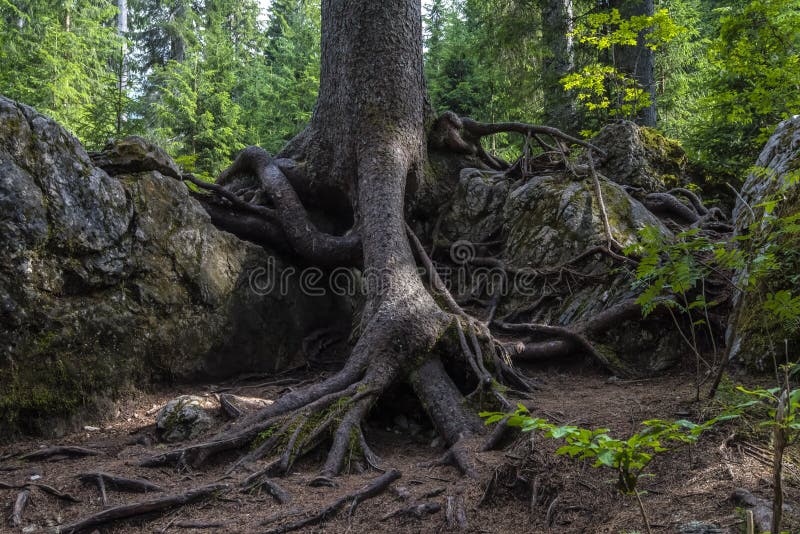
[440,164,680,375]
[590,121,687,191]
[727,115,800,370]
[0,96,350,437]
[155,395,217,442]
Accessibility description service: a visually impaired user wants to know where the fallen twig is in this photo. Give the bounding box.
[57,483,228,534]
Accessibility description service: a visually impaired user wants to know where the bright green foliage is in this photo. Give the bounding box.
[687,0,800,180]
[425,1,550,120]
[245,0,320,154]
[562,8,681,128]
[1,0,320,176]
[624,227,717,317]
[481,404,731,493]
[0,0,130,147]
[572,8,681,51]
[424,0,496,118]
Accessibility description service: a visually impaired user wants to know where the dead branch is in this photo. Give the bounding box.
[262,469,401,534]
[10,488,29,527]
[78,472,163,493]
[587,153,624,252]
[20,446,102,461]
[57,483,228,534]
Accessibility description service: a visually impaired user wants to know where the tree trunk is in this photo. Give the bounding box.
[609,0,656,126]
[167,0,487,480]
[160,0,618,487]
[540,0,578,132]
[116,0,128,135]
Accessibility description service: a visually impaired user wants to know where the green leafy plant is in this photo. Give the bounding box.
[562,8,681,127]
[481,405,732,534]
[734,362,800,534]
[625,226,723,400]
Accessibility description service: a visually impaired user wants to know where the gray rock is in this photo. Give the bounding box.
[440,139,681,375]
[727,115,800,369]
[503,174,669,270]
[590,121,687,192]
[89,136,182,179]
[155,395,216,442]
[441,168,509,243]
[0,96,351,436]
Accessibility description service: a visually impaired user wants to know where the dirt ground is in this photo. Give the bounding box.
[2,364,798,534]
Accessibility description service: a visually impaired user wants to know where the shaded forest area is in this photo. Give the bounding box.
[1,0,800,533]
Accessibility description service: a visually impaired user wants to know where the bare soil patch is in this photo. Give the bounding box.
[2,367,798,533]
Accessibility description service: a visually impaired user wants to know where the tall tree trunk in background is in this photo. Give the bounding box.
[540,0,578,133]
[116,0,128,135]
[610,0,656,126]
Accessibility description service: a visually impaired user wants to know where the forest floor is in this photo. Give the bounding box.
[2,363,799,534]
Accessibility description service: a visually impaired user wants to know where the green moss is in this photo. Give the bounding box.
[593,342,636,378]
[639,127,687,184]
[251,396,355,460]
[0,324,138,436]
[251,424,280,450]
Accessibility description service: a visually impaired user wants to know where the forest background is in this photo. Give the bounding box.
[0,0,797,184]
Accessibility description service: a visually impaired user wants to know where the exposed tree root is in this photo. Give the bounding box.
[188,147,361,267]
[29,483,81,503]
[240,472,290,504]
[429,112,606,173]
[131,104,734,534]
[445,494,469,530]
[262,469,401,534]
[58,483,228,534]
[494,298,655,375]
[19,446,102,461]
[380,502,441,521]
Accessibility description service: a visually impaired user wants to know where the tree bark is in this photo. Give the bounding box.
[540,0,578,132]
[608,0,656,126]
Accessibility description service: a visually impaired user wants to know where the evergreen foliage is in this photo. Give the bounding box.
[1,0,796,179]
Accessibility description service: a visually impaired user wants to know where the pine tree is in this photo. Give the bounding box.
[0,0,128,148]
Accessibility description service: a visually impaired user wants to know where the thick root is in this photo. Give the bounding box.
[263,470,401,534]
